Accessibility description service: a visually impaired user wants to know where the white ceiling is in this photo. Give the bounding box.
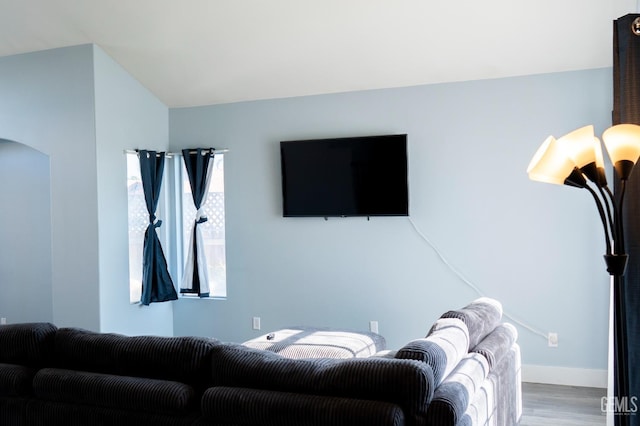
[0,0,636,108]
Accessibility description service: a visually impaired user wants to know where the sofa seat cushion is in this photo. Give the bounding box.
[0,363,36,397]
[0,323,57,367]
[242,326,386,359]
[395,318,469,385]
[201,386,405,426]
[33,368,197,414]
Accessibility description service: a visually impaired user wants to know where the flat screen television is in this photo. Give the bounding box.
[280,134,409,217]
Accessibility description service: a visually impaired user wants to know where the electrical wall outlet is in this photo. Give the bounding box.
[548,332,558,347]
[369,320,379,334]
[252,317,261,330]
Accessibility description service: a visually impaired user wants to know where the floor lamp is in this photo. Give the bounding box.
[527,123,640,426]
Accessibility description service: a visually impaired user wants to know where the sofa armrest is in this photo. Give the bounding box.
[440,297,503,349]
[471,323,518,369]
[395,318,469,385]
[0,363,37,397]
[201,386,405,426]
[0,323,57,367]
[425,353,490,426]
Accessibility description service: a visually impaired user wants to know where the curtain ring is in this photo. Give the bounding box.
[633,17,640,36]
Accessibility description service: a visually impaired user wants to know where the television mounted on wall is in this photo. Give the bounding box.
[280,134,409,218]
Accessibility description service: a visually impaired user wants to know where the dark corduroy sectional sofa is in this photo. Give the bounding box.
[0,297,521,426]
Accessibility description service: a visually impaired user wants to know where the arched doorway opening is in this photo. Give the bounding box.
[0,139,53,323]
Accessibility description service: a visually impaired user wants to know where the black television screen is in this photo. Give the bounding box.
[280,134,409,217]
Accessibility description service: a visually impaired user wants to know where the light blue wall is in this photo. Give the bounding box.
[0,43,615,370]
[170,69,612,370]
[0,45,174,336]
[0,45,101,330]
[93,46,174,335]
[0,140,52,323]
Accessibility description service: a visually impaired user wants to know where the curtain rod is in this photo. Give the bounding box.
[123,149,229,158]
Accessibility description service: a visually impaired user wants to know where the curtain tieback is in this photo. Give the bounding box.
[148,214,162,227]
[195,207,208,225]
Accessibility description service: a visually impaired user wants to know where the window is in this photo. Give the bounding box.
[179,154,226,298]
[126,153,146,304]
[126,152,226,304]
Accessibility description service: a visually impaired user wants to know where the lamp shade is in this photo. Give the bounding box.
[556,125,597,169]
[527,135,585,187]
[602,123,640,179]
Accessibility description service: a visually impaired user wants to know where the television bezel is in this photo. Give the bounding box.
[280,134,409,218]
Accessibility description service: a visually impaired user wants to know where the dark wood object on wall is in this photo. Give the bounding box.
[612,13,640,426]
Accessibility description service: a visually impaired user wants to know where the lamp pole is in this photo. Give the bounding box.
[605,242,630,426]
[613,273,630,426]
[586,170,630,426]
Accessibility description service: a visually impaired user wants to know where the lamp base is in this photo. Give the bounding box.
[604,254,629,276]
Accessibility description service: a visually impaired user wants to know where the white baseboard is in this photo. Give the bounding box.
[522,364,607,388]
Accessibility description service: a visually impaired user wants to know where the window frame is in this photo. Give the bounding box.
[126,151,227,304]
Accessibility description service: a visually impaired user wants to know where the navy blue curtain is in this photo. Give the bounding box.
[180,148,215,297]
[138,150,177,305]
[613,14,640,426]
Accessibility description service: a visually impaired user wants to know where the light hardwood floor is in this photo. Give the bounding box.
[520,382,607,425]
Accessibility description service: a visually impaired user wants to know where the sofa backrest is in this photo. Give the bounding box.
[395,318,469,385]
[54,327,220,390]
[440,297,503,349]
[0,323,57,367]
[211,343,435,424]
